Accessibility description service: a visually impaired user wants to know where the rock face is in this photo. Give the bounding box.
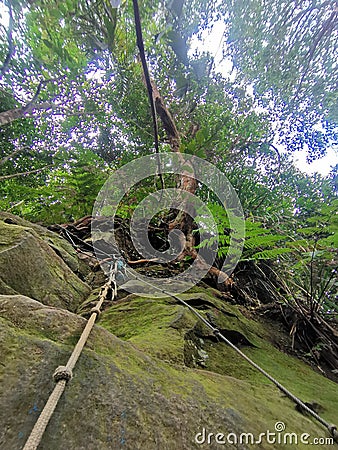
[0,213,337,450]
[0,212,90,311]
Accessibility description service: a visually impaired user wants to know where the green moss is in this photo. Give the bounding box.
[1,294,337,449]
[98,287,338,435]
[100,297,194,364]
[0,220,90,311]
[99,290,261,365]
[0,221,32,249]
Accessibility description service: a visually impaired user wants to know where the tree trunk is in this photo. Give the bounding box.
[150,80,231,286]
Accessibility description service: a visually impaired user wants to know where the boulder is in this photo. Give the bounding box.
[0,214,337,449]
[0,213,90,311]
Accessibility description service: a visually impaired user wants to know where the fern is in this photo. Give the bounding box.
[195,203,297,262]
[244,234,286,250]
[249,248,293,260]
[285,239,308,248]
[244,221,270,236]
[196,200,337,271]
[298,226,322,235]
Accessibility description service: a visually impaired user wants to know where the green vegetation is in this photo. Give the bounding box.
[2,290,337,449]
[0,0,336,371]
[97,288,338,426]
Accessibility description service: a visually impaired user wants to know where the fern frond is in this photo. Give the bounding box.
[318,234,338,248]
[298,226,322,235]
[247,247,293,260]
[244,234,286,249]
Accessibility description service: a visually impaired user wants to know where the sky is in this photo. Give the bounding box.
[190,21,338,177]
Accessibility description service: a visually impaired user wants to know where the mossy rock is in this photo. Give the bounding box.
[99,290,338,445]
[0,212,81,273]
[0,213,90,311]
[1,294,337,450]
[0,214,337,449]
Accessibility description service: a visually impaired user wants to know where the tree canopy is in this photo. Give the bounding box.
[0,0,337,352]
[222,0,337,160]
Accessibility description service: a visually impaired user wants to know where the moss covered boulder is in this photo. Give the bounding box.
[0,290,337,449]
[0,212,90,311]
[0,214,337,449]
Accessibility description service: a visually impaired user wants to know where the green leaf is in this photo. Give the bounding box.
[248,248,293,260]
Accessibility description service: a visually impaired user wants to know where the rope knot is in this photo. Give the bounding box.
[53,366,73,383]
[90,306,102,318]
[328,424,338,441]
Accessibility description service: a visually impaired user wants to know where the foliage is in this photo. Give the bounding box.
[221,0,338,159]
[0,149,108,224]
[287,200,338,317]
[196,205,294,261]
[196,191,337,318]
[0,0,336,329]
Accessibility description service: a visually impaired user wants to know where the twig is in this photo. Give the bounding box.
[315,268,337,313]
[6,200,24,211]
[309,238,319,318]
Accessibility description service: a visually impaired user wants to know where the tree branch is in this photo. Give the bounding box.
[0,164,54,181]
[0,78,56,127]
[293,8,337,101]
[0,146,28,165]
[22,79,55,113]
[0,101,54,127]
[150,80,181,153]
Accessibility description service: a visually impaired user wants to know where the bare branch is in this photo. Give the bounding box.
[6,200,24,211]
[0,101,54,127]
[0,164,54,181]
[0,146,28,165]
